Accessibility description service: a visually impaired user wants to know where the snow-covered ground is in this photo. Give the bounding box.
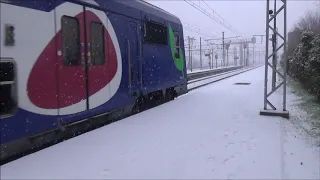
[280,73,320,138]
[1,67,319,179]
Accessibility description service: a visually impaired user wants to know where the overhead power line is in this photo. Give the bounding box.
[201,0,235,30]
[182,22,220,38]
[183,0,241,36]
[183,21,221,36]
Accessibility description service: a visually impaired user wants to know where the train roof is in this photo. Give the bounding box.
[117,0,182,24]
[1,0,182,25]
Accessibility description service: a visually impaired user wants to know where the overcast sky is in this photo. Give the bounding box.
[146,0,319,51]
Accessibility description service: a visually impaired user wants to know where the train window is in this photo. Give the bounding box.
[144,21,167,45]
[0,62,14,82]
[174,33,180,59]
[61,16,81,66]
[174,48,180,59]
[90,21,105,65]
[0,60,17,117]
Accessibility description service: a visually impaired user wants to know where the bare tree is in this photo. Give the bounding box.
[293,10,320,34]
[316,0,320,8]
[287,8,320,58]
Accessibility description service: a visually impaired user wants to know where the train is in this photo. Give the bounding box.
[0,0,187,163]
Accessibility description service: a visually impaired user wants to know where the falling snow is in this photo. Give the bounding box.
[1,67,319,179]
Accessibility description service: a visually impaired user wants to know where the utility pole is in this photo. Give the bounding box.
[188,36,196,72]
[245,43,247,66]
[243,43,246,66]
[272,0,277,89]
[200,37,202,69]
[226,41,230,67]
[207,42,216,69]
[215,54,218,68]
[233,46,237,66]
[239,43,243,66]
[211,48,214,69]
[253,45,255,65]
[248,47,250,66]
[188,36,191,72]
[222,32,225,67]
[260,0,289,119]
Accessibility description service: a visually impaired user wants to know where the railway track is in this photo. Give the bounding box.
[187,66,244,81]
[188,65,263,91]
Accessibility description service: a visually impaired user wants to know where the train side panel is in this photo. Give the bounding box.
[177,23,188,84]
[82,5,138,117]
[0,1,59,144]
[0,0,187,161]
[141,13,187,94]
[52,1,135,125]
[0,0,146,145]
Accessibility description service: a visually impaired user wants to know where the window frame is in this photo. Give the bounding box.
[61,15,81,66]
[0,58,18,119]
[90,21,106,66]
[143,20,168,45]
[174,32,180,59]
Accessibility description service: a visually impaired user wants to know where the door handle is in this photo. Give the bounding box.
[87,52,92,70]
[81,52,85,71]
[80,42,85,70]
[87,43,92,70]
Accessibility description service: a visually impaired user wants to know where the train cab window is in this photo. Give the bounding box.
[144,21,168,45]
[90,22,105,65]
[0,60,17,117]
[61,16,81,66]
[174,33,180,59]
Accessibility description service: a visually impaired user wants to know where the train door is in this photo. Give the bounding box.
[127,20,141,96]
[55,3,88,121]
[55,2,110,123]
[84,7,111,110]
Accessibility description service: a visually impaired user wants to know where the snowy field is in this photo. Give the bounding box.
[1,67,319,179]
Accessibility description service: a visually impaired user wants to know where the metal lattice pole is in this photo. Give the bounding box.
[260,0,289,119]
[272,0,277,89]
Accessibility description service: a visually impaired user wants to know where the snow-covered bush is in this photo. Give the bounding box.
[284,9,320,99]
[287,32,320,100]
[308,34,320,98]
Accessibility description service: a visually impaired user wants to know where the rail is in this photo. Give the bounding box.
[188,65,263,91]
[187,66,244,81]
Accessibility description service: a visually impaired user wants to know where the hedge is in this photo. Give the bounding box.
[285,31,320,100]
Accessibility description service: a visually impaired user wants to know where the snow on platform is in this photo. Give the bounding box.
[1,67,319,179]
